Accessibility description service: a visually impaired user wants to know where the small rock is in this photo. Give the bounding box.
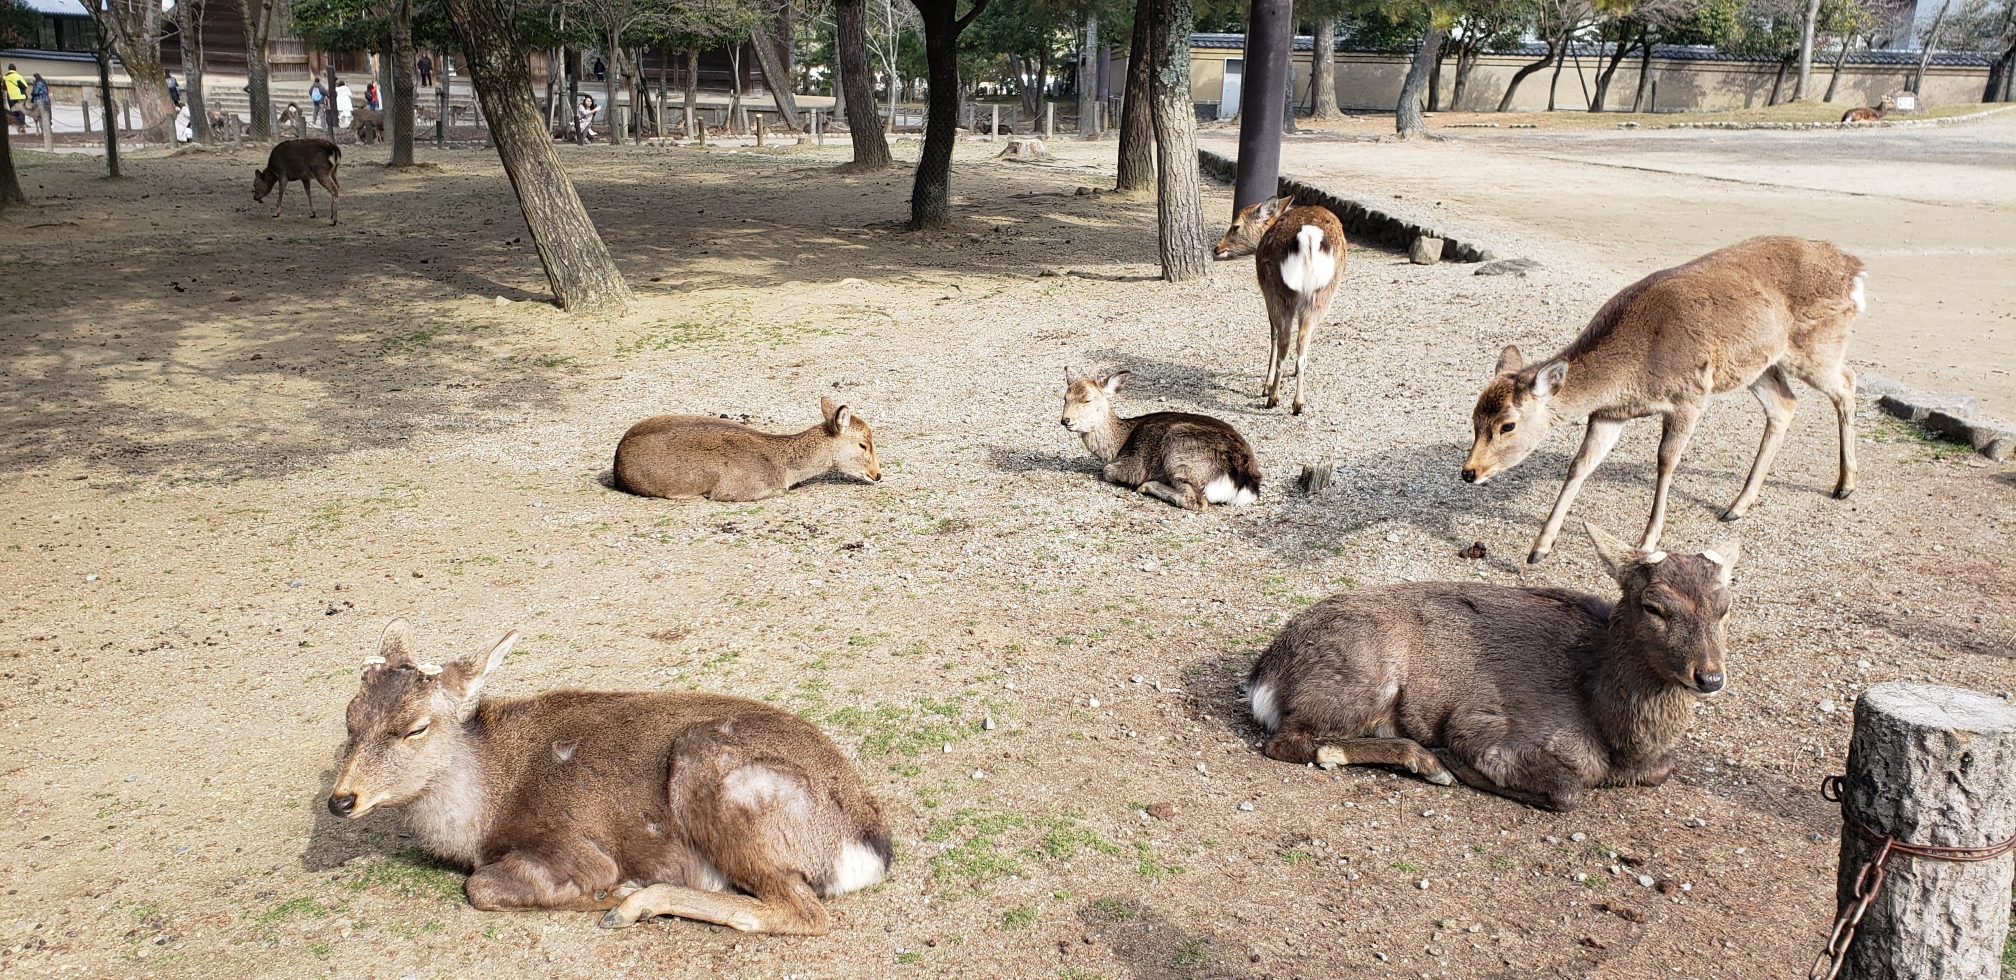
[1087,698,1100,709]
[494,295,511,306]
[1877,391,1976,423]
[1131,674,1145,684]
[288,579,304,588]
[1196,763,1207,774]
[1570,833,1587,842]
[1466,924,1482,934]
[982,716,997,730]
[1474,257,1543,277]
[1573,872,1588,882]
[1238,801,1254,812]
[1544,836,1559,845]
[85,573,99,581]
[1384,532,1401,543]
[1818,701,1836,713]
[124,773,137,782]
[970,770,985,780]
[1409,236,1445,265]
[942,743,953,753]
[1637,874,1655,887]
[1147,803,1175,820]
[1416,879,1429,890]
[1687,817,1707,828]
[1421,809,1435,818]
[1373,952,1388,962]
[1459,541,1487,560]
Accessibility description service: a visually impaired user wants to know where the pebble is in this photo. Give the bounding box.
[1087,698,1100,709]
[1195,763,1207,774]
[1543,836,1559,844]
[982,717,996,731]
[1384,532,1400,543]
[942,743,952,753]
[1573,872,1588,882]
[1421,809,1435,817]
[1131,674,1144,683]
[1373,952,1389,962]
[287,579,303,588]
[1637,875,1655,887]
[1857,660,1871,670]
[1818,700,1836,713]
[1416,879,1429,890]
[807,578,824,587]
[1238,801,1254,811]
[970,770,984,780]
[1570,833,1586,842]
[1687,818,1707,828]
[123,773,137,782]
[1466,924,1482,934]
[85,574,98,581]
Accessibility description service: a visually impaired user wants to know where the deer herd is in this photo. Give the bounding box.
[330,194,1871,939]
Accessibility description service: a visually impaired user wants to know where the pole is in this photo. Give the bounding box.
[325,64,338,139]
[1234,0,1293,211]
[990,104,998,140]
[1044,101,1053,138]
[754,111,764,145]
[814,108,823,144]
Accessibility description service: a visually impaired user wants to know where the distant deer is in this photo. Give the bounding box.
[1463,236,1863,563]
[613,397,880,501]
[1060,368,1261,510]
[1840,106,1884,123]
[1213,196,1348,415]
[329,619,891,934]
[1247,523,1740,812]
[253,138,342,225]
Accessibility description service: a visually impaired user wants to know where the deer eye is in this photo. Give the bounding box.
[404,723,430,740]
[1499,422,1516,435]
[1641,603,1667,620]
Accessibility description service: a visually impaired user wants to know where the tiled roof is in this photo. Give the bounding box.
[1188,33,1994,67]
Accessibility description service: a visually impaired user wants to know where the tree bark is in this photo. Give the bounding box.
[439,0,632,314]
[94,0,177,142]
[174,0,213,142]
[1987,40,2016,102]
[1427,36,1448,111]
[1115,0,1155,192]
[91,23,124,175]
[1633,34,1655,111]
[751,16,802,126]
[389,0,416,165]
[831,30,846,117]
[1144,0,1208,280]
[1450,37,1476,110]
[1829,684,2016,980]
[1767,56,1789,105]
[1590,25,1636,111]
[835,0,893,169]
[237,0,275,140]
[1910,1,1949,95]
[1079,12,1100,137]
[1825,36,1853,102]
[1546,32,1570,110]
[1498,42,1556,111]
[0,111,23,206]
[1396,27,1446,137]
[1310,15,1338,118]
[1794,0,1823,99]
[909,0,992,229]
[605,41,621,143]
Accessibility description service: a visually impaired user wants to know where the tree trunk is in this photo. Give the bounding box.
[1910,1,1950,95]
[835,0,893,169]
[439,0,632,314]
[831,30,846,117]
[174,0,213,142]
[1794,0,1823,99]
[237,0,275,140]
[684,48,699,115]
[910,0,992,229]
[95,0,177,142]
[1546,33,1570,110]
[1310,15,1338,118]
[1987,40,2016,102]
[1450,38,1476,110]
[1590,26,1634,111]
[1144,0,1208,280]
[605,41,621,143]
[390,0,416,165]
[1826,36,1853,102]
[1427,36,1448,111]
[1498,42,1556,111]
[750,17,802,126]
[1767,56,1789,105]
[0,109,23,206]
[93,31,123,176]
[1079,12,1099,137]
[728,45,743,133]
[1115,0,1155,192]
[1396,27,1446,137]
[1633,34,1655,111]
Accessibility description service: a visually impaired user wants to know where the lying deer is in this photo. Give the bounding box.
[1247,523,1739,812]
[1060,368,1260,510]
[1463,235,1863,563]
[253,138,342,225]
[329,619,891,934]
[1840,106,1884,123]
[613,397,880,501]
[1213,196,1348,415]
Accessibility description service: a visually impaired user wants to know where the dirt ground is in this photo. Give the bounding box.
[1,131,2012,980]
[1202,106,2016,420]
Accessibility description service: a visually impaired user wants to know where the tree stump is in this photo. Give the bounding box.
[1831,683,2016,980]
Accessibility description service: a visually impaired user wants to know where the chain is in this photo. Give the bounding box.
[1808,775,2016,980]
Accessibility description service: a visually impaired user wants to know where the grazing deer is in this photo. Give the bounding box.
[613,397,880,501]
[1213,196,1348,415]
[1463,236,1863,563]
[1840,106,1884,123]
[277,102,307,139]
[1060,368,1261,511]
[329,619,891,934]
[253,138,342,225]
[1247,523,1739,812]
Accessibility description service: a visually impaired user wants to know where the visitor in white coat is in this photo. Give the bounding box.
[334,80,355,128]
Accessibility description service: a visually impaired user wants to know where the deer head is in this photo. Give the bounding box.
[1060,367,1129,433]
[328,619,515,819]
[1586,523,1741,696]
[1213,196,1294,261]
[1462,345,1570,484]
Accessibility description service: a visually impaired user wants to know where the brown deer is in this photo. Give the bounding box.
[1060,368,1261,510]
[1462,236,1863,563]
[613,397,880,501]
[253,138,342,225]
[1247,523,1740,812]
[1840,106,1884,123]
[1213,196,1348,415]
[328,619,891,934]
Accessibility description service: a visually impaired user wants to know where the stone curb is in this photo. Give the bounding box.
[1665,104,2016,131]
[1860,373,2014,461]
[1197,149,1491,262]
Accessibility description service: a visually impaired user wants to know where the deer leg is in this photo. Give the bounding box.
[1723,366,1798,522]
[1815,363,1857,499]
[1430,748,1584,812]
[1290,306,1321,416]
[1529,417,1626,563]
[601,874,830,936]
[1639,403,1704,552]
[317,172,340,226]
[1312,737,1455,786]
[301,178,316,219]
[271,180,286,217]
[465,847,623,912]
[1138,480,1205,511]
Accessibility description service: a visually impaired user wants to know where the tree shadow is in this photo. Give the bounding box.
[1075,896,1259,980]
[985,444,1100,475]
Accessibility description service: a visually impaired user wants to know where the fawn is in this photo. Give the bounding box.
[613,397,880,501]
[1060,368,1261,510]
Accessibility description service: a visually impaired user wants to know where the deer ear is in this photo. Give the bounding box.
[834,406,853,431]
[1583,522,1637,583]
[1532,360,1568,399]
[452,630,516,722]
[1102,371,1131,396]
[377,618,416,667]
[1065,366,1084,385]
[1703,539,1741,587]
[1495,345,1523,374]
[819,395,839,422]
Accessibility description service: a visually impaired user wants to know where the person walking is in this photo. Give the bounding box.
[309,78,325,123]
[6,64,30,131]
[167,73,182,108]
[365,80,380,111]
[417,53,433,87]
[334,78,354,128]
[592,57,606,82]
[29,72,49,133]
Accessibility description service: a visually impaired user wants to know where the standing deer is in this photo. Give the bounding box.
[328,619,891,934]
[1247,523,1740,812]
[1060,368,1261,510]
[1213,196,1348,415]
[613,397,880,501]
[1463,236,1863,563]
[252,138,342,225]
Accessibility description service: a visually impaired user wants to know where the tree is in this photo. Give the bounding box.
[172,0,214,142]
[0,0,33,207]
[390,0,418,163]
[835,0,895,166]
[1395,12,1448,136]
[1910,0,1951,93]
[439,0,634,313]
[1114,0,1153,190]
[1078,10,1100,135]
[908,0,993,230]
[1446,0,1525,110]
[238,0,281,139]
[1302,0,1352,117]
[1142,0,1209,279]
[749,0,801,126]
[89,0,178,142]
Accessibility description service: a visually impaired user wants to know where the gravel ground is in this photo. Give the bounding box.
[1,135,2011,980]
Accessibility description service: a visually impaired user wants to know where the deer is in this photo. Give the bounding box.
[252,138,342,226]
[328,619,892,934]
[1840,106,1884,123]
[1462,235,1863,564]
[1060,368,1261,511]
[1213,196,1348,416]
[613,396,880,501]
[1246,523,1740,812]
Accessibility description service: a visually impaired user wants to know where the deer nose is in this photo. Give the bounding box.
[327,792,357,817]
[1461,468,1479,484]
[1059,418,1071,428]
[1694,669,1725,694]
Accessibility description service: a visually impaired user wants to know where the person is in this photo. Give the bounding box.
[334,79,354,128]
[175,102,193,142]
[29,73,49,132]
[575,93,597,144]
[365,81,380,111]
[417,53,433,87]
[167,73,182,108]
[309,78,324,116]
[592,57,606,82]
[5,64,27,131]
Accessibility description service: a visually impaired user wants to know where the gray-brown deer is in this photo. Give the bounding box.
[253,138,342,225]
[1462,236,1863,563]
[328,619,891,934]
[1213,196,1348,415]
[613,397,880,501]
[1060,368,1261,510]
[1246,523,1740,812]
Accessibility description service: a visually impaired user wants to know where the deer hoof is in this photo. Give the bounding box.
[1526,549,1549,565]
[599,908,642,930]
[1425,769,1455,786]
[1719,508,1746,522]
[1833,485,1854,501]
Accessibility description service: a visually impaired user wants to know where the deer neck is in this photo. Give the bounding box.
[401,722,496,868]
[776,425,839,487]
[1078,409,1136,465]
[1585,625,1695,768]
[1543,353,1627,425]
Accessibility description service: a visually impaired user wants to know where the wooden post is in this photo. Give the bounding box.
[81,99,91,134]
[813,108,823,145]
[989,104,999,141]
[754,111,763,145]
[1825,683,2016,980]
[1044,101,1053,139]
[41,102,53,151]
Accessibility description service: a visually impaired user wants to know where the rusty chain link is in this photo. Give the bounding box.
[1808,774,2016,980]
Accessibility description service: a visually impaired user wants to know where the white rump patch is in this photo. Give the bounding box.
[828,842,888,895]
[1234,486,1257,507]
[691,854,730,892]
[1250,681,1281,731]
[1278,225,1335,297]
[1849,272,1867,313]
[723,765,812,819]
[1203,475,1236,505]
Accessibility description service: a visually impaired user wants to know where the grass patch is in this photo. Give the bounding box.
[827,696,1003,759]
[1002,905,1039,930]
[345,848,468,904]
[1090,897,1135,921]
[1173,937,1208,967]
[921,810,1118,890]
[1392,859,1423,874]
[1134,841,1184,879]
[1280,849,1314,865]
